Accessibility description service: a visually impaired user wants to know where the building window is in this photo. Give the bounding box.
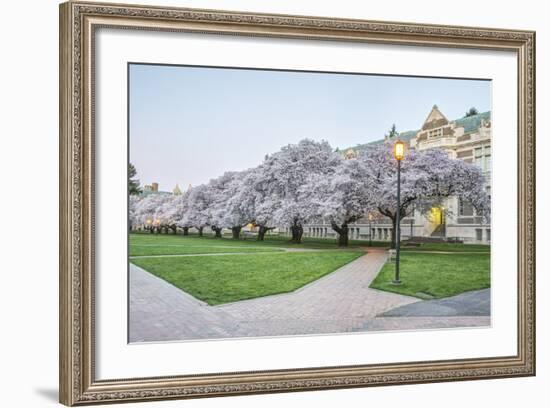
[428,128,443,139]
[486,229,491,242]
[474,147,483,167]
[476,228,483,242]
[474,145,491,172]
[459,198,474,216]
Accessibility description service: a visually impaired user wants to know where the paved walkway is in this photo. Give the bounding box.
[215,249,419,337]
[380,289,490,317]
[359,316,491,331]
[130,249,420,342]
[354,288,492,331]
[129,249,490,342]
[129,263,241,342]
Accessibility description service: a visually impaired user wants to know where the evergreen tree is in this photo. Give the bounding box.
[128,163,141,195]
[464,107,479,117]
[386,123,398,139]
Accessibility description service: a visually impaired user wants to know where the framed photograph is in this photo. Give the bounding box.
[59,1,535,405]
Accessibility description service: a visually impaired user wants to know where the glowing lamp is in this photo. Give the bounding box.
[394,140,405,161]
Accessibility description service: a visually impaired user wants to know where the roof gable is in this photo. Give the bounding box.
[421,105,449,130]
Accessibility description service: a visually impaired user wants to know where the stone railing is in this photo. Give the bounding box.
[457,216,485,225]
[417,137,456,150]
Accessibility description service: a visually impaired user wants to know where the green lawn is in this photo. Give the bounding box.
[370,252,490,299]
[131,232,490,253]
[131,250,363,305]
[129,232,384,254]
[130,234,284,256]
[130,234,490,304]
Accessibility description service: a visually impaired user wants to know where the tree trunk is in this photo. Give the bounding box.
[231,226,241,239]
[170,225,177,234]
[212,226,222,238]
[197,227,203,237]
[182,227,189,236]
[290,223,303,243]
[258,225,267,241]
[331,222,349,247]
[257,225,273,241]
[149,226,154,234]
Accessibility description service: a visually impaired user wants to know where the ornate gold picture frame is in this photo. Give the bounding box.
[59,1,535,405]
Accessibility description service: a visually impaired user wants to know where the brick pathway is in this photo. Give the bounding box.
[131,249,422,342]
[215,249,419,337]
[129,264,242,342]
[129,249,489,342]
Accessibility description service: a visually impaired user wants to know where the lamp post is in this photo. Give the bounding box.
[393,140,405,284]
[368,213,373,247]
[441,206,446,241]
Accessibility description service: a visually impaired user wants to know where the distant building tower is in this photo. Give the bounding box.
[151,182,159,192]
[187,184,192,192]
[344,148,357,160]
[173,184,182,195]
